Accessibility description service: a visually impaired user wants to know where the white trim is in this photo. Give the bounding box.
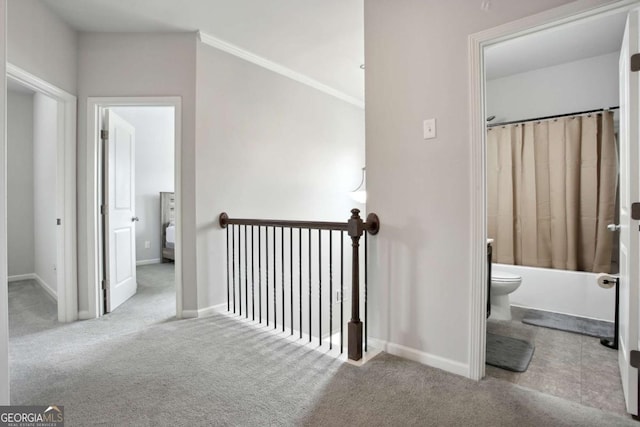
[33,274,56,301]
[369,338,469,377]
[197,31,364,109]
[135,258,162,266]
[9,273,57,301]
[86,97,183,320]
[78,310,92,321]
[185,303,228,318]
[468,0,640,381]
[6,63,77,323]
[8,273,35,282]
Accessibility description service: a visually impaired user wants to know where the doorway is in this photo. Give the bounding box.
[87,97,182,319]
[469,0,640,418]
[5,65,77,324]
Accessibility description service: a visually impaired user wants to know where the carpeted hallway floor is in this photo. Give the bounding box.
[8,264,636,426]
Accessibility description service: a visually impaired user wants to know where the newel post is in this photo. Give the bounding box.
[348,208,365,361]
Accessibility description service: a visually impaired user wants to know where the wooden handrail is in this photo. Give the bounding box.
[219,211,380,235]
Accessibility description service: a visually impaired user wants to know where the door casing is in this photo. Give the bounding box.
[7,64,77,323]
[468,0,640,382]
[86,97,183,319]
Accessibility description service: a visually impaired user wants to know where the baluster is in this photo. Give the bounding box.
[258,226,262,323]
[238,225,242,316]
[341,231,344,354]
[281,226,285,332]
[245,225,248,318]
[329,230,333,350]
[232,224,236,314]
[226,226,230,311]
[266,226,269,326]
[299,228,302,339]
[273,226,276,329]
[318,229,322,346]
[251,226,255,321]
[308,228,312,342]
[290,228,293,335]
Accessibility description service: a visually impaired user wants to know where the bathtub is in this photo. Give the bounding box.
[494,263,616,322]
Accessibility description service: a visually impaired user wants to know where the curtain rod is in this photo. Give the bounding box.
[487,106,619,128]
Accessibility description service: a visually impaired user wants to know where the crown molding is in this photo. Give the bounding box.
[197,31,364,109]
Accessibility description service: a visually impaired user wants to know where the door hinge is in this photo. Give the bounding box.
[632,53,640,72]
[101,279,108,290]
[100,129,109,140]
[100,205,107,215]
[631,350,640,369]
[632,202,640,220]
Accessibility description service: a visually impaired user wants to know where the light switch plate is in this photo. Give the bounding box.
[423,118,436,139]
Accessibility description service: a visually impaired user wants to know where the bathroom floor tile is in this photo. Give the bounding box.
[517,369,582,403]
[582,385,628,417]
[485,308,627,417]
[485,365,519,384]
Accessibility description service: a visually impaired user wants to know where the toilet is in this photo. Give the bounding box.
[490,270,522,321]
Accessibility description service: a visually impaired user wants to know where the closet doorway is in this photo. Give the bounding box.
[6,65,77,323]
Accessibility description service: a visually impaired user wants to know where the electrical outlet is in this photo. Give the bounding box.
[144,241,151,249]
[423,118,437,139]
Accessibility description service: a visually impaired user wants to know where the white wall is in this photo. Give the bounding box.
[110,107,175,263]
[7,90,34,277]
[195,43,365,310]
[487,52,619,123]
[7,0,77,94]
[77,32,197,314]
[33,93,58,296]
[0,0,10,404]
[363,0,611,376]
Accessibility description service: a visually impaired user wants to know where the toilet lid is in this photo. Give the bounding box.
[491,270,521,283]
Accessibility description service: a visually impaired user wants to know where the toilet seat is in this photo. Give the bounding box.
[491,270,521,283]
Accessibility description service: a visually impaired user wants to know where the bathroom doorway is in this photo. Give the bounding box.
[469,1,640,419]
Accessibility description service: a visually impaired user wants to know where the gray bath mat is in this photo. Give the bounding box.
[521,309,614,339]
[486,333,535,372]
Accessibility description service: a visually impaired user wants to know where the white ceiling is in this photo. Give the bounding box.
[42,0,364,102]
[485,12,627,80]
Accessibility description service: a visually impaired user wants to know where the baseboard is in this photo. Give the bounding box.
[9,273,57,301]
[181,303,228,319]
[368,338,470,378]
[78,310,93,320]
[136,258,162,266]
[197,303,227,318]
[8,273,36,283]
[181,309,198,319]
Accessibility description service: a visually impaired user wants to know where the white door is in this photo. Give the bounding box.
[618,8,640,416]
[104,109,137,312]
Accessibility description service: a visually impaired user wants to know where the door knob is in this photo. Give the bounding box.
[608,224,621,231]
[132,216,139,222]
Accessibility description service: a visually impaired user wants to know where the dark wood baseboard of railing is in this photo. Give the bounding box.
[219,209,379,361]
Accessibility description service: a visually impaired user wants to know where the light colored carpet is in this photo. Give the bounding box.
[8,265,636,426]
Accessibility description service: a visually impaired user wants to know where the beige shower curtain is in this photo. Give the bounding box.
[487,112,617,273]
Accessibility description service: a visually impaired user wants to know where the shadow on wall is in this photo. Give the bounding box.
[370,218,428,352]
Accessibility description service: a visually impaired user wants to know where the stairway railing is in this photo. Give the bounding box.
[219,209,379,361]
